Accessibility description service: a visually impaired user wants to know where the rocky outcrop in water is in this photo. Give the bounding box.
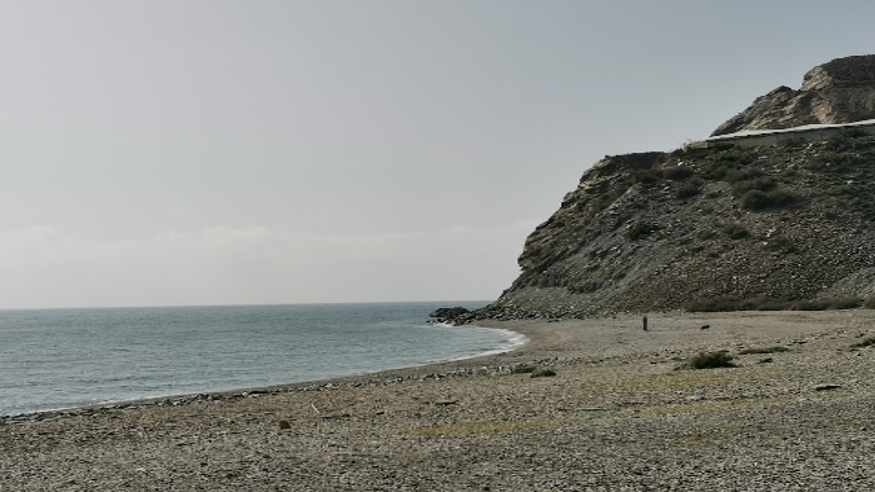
[428,307,473,325]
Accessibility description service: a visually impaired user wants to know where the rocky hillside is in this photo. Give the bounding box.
[713,54,875,136]
[478,134,875,320]
[471,55,875,321]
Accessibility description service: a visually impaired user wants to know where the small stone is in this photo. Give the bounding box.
[813,384,842,391]
[278,420,291,430]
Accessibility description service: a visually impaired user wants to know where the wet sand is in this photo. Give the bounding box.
[4,310,875,490]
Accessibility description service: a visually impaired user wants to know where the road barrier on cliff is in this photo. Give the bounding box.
[691,118,875,148]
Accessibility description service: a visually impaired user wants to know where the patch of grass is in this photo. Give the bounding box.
[851,337,875,349]
[738,346,790,355]
[714,151,755,167]
[634,169,662,186]
[823,297,864,310]
[627,222,661,241]
[809,150,865,170]
[733,176,777,195]
[740,188,800,211]
[788,298,861,311]
[763,235,796,254]
[782,137,807,150]
[530,367,557,378]
[675,178,703,200]
[510,365,536,374]
[676,351,736,370]
[721,223,749,240]
[663,166,696,181]
[725,167,765,184]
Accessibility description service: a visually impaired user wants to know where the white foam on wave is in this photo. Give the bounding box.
[428,325,529,363]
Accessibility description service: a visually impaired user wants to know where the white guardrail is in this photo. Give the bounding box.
[693,118,875,148]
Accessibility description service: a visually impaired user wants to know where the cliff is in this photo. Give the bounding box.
[478,55,875,320]
[713,54,875,136]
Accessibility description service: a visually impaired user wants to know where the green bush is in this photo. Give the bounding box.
[739,346,790,355]
[782,137,807,149]
[634,169,662,186]
[510,365,536,374]
[530,367,557,378]
[725,168,764,184]
[627,222,661,241]
[664,166,696,181]
[733,176,777,195]
[851,337,875,349]
[826,297,864,310]
[721,224,749,240]
[675,179,703,199]
[741,189,799,211]
[810,150,864,169]
[676,351,736,370]
[714,151,755,167]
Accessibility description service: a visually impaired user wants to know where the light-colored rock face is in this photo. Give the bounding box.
[712,55,875,136]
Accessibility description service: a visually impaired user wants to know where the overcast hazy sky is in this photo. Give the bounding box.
[1,1,872,309]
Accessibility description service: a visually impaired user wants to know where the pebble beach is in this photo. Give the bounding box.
[5,310,875,490]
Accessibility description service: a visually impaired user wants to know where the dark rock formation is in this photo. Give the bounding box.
[713,54,875,136]
[428,307,473,325]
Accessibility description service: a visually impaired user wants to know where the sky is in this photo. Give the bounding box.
[1,0,873,309]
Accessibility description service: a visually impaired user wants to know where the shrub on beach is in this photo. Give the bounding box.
[850,337,875,349]
[530,367,557,378]
[510,365,537,374]
[676,351,736,370]
[738,346,790,355]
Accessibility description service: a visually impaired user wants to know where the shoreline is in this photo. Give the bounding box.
[6,310,875,489]
[2,309,865,423]
[1,318,526,421]
[0,323,530,427]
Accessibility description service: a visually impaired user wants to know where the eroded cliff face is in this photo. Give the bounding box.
[713,54,875,136]
[476,55,875,320]
[481,135,875,319]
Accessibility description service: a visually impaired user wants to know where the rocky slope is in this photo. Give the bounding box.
[481,136,875,319]
[713,54,875,136]
[475,55,875,321]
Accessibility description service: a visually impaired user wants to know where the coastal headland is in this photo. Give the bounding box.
[5,310,875,490]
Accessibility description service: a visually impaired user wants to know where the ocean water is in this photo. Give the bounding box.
[0,302,524,416]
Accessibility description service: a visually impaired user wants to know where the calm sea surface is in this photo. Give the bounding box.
[0,302,524,416]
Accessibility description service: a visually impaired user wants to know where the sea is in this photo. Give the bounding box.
[0,301,525,416]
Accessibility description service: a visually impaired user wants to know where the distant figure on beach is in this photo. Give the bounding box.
[642,316,648,331]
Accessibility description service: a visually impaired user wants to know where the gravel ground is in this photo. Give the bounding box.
[4,310,875,491]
